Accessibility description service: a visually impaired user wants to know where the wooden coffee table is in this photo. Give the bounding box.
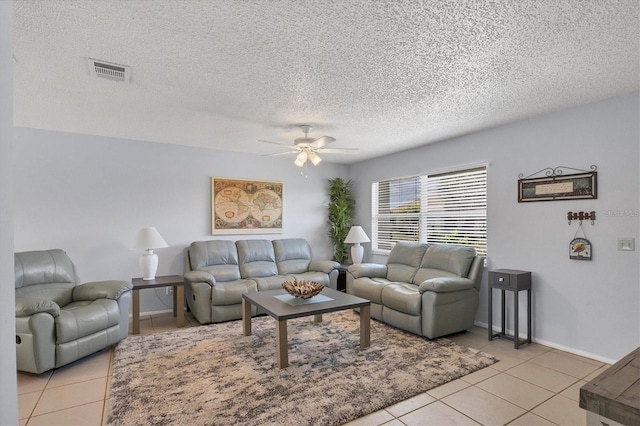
[242,287,371,368]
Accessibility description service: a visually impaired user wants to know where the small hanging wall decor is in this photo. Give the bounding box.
[568,212,594,260]
[570,237,592,260]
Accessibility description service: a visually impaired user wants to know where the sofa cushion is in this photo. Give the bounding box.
[189,240,241,282]
[236,240,278,278]
[15,283,75,309]
[352,277,392,304]
[413,244,476,284]
[273,238,312,274]
[412,268,459,285]
[381,283,422,315]
[15,249,77,288]
[386,242,428,283]
[15,249,77,307]
[56,299,121,344]
[253,275,294,291]
[211,280,257,305]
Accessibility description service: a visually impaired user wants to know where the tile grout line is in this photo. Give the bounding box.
[101,346,116,426]
[378,345,592,425]
[25,370,54,424]
[30,316,598,426]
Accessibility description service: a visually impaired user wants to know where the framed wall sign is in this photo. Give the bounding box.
[518,166,597,202]
[211,177,283,234]
[570,237,592,260]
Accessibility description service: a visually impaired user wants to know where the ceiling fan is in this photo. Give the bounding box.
[259,125,359,167]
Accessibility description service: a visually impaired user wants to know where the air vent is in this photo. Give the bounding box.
[88,59,131,83]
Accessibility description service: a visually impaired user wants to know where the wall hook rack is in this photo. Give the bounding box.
[567,211,596,225]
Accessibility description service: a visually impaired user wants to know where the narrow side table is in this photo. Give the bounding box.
[131,275,185,334]
[337,264,349,292]
[488,269,532,349]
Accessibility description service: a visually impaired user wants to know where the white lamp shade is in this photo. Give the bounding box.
[294,150,308,167]
[132,227,168,250]
[132,227,168,280]
[344,226,370,244]
[344,226,370,264]
[309,152,322,166]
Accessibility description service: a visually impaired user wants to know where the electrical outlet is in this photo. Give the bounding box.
[617,238,635,251]
[165,287,173,295]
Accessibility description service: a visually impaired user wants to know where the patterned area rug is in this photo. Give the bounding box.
[108,311,496,426]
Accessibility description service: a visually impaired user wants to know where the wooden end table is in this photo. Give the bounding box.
[488,269,532,349]
[131,275,185,334]
[337,264,349,292]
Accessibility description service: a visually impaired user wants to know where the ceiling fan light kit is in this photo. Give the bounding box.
[259,125,359,168]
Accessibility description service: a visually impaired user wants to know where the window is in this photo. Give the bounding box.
[372,166,487,256]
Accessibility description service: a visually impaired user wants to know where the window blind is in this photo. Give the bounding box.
[372,176,421,251]
[372,166,487,256]
[421,167,487,255]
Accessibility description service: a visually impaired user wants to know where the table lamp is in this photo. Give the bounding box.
[132,227,168,280]
[344,225,370,264]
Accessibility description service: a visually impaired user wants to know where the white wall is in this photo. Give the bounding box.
[349,93,639,363]
[0,0,18,423]
[8,89,638,368]
[13,129,348,313]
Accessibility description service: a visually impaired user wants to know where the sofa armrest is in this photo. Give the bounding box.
[184,270,216,286]
[418,277,475,294]
[15,297,60,318]
[347,263,388,279]
[309,260,340,274]
[73,280,133,301]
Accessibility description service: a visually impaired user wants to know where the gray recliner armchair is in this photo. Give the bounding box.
[15,249,132,374]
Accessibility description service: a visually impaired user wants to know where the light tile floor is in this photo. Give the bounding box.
[17,312,608,425]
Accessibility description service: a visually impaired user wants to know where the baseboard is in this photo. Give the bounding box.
[473,320,616,365]
[129,308,177,319]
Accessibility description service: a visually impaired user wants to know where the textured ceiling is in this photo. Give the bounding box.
[13,0,640,164]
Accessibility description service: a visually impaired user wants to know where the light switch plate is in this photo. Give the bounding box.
[617,238,635,251]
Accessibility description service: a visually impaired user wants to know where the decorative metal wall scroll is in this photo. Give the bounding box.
[518,165,597,202]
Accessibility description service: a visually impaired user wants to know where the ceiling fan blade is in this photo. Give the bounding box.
[310,136,336,149]
[258,139,291,146]
[261,150,299,157]
[316,147,360,154]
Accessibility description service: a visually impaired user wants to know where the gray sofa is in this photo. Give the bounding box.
[184,238,340,324]
[346,242,485,339]
[15,249,132,374]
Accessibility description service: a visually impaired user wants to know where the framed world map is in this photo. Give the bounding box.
[211,177,283,234]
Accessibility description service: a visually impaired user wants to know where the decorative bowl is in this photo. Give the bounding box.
[282,279,324,299]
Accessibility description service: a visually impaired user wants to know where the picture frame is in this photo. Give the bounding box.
[211,177,283,234]
[518,171,597,202]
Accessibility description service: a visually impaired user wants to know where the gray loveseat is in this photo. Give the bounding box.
[15,249,132,374]
[346,242,485,339]
[184,238,340,324]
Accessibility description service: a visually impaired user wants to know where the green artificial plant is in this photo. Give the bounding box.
[327,177,355,263]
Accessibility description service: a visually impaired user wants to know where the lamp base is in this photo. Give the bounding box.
[140,250,158,280]
[351,243,364,264]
